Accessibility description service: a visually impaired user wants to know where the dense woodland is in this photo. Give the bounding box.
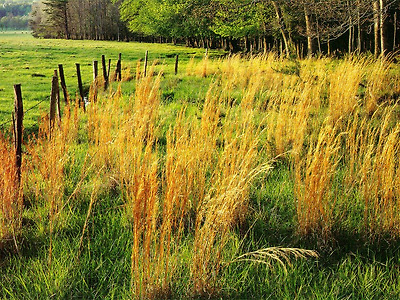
[27,0,400,56]
[0,0,31,30]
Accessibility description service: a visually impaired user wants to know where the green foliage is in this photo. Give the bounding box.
[211,0,259,38]
[119,0,215,39]
[31,0,129,40]
[0,1,31,29]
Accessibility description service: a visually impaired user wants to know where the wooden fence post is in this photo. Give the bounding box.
[92,61,98,103]
[13,84,23,186]
[58,64,69,104]
[144,50,148,77]
[107,58,111,80]
[175,54,179,75]
[102,55,108,89]
[93,60,98,81]
[50,70,59,131]
[118,53,122,80]
[76,63,85,112]
[115,53,122,81]
[54,70,61,123]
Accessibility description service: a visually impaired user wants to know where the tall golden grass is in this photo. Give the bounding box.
[1,53,400,297]
[83,61,273,297]
[0,133,22,249]
[24,103,80,264]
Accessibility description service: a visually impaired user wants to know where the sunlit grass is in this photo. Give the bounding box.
[2,34,400,298]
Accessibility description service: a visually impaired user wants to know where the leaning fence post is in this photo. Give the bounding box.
[58,64,69,104]
[50,70,59,132]
[92,61,99,103]
[13,84,23,187]
[118,53,122,80]
[144,50,148,77]
[93,60,98,81]
[175,54,179,75]
[54,70,61,123]
[114,53,122,81]
[76,63,85,112]
[107,58,111,80]
[102,55,108,89]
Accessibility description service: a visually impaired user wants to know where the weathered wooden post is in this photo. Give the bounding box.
[50,70,60,132]
[175,54,179,75]
[55,70,61,122]
[76,63,85,112]
[144,50,148,77]
[93,60,98,81]
[13,84,23,186]
[58,64,69,104]
[102,55,108,89]
[118,53,122,80]
[92,60,99,103]
[107,59,111,81]
[115,53,122,81]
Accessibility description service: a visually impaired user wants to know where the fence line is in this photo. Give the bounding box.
[0,50,182,131]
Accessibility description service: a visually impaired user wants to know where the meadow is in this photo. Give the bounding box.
[1,32,400,299]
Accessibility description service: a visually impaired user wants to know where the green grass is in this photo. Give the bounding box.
[0,32,221,130]
[2,32,400,299]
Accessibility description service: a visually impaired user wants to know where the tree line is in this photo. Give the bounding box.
[30,0,129,40]
[30,0,400,57]
[0,1,31,30]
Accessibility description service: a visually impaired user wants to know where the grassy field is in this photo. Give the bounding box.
[0,32,219,130]
[2,32,400,299]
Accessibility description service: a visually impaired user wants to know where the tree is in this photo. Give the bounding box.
[43,0,70,39]
[31,0,130,40]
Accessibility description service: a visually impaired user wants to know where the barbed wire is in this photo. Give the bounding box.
[0,97,48,130]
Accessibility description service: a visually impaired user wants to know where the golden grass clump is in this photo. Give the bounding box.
[87,85,125,172]
[190,80,271,296]
[365,58,392,115]
[329,58,366,122]
[328,57,366,123]
[84,70,163,297]
[121,66,133,82]
[295,121,341,239]
[25,111,75,263]
[84,67,272,297]
[347,108,400,238]
[265,94,310,158]
[0,133,22,247]
[84,70,164,297]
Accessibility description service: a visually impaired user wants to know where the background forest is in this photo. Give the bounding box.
[0,0,32,30]
[26,0,400,57]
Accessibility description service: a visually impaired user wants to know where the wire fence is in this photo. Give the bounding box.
[0,98,48,130]
[0,51,165,132]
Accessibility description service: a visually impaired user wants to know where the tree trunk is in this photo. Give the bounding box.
[374,1,380,57]
[244,35,249,52]
[328,37,331,56]
[380,0,387,55]
[348,25,353,53]
[263,36,267,54]
[304,5,314,57]
[271,0,291,57]
[63,6,70,39]
[394,12,397,51]
[357,3,362,52]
